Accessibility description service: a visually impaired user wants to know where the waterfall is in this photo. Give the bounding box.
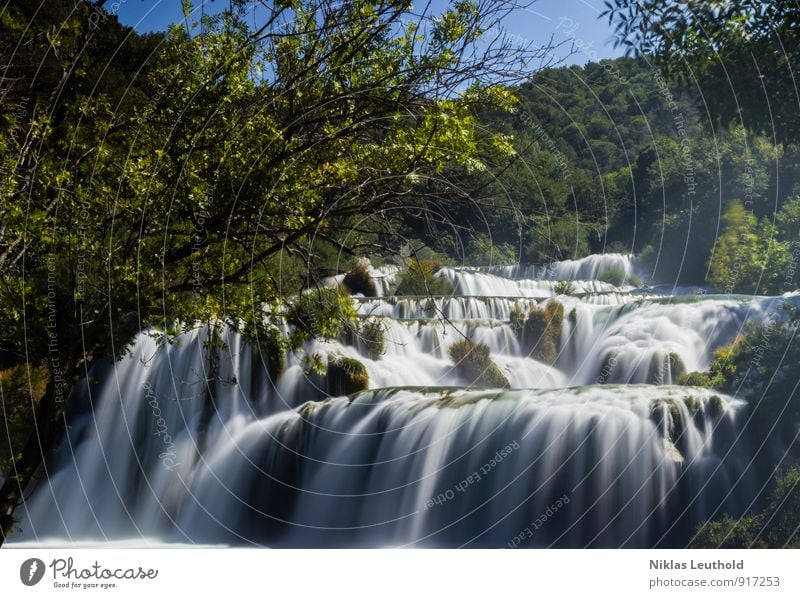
[11,253,797,547]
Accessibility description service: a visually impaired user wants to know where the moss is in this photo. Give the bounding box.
[708,395,726,418]
[683,396,700,417]
[668,352,686,379]
[448,339,510,388]
[650,398,686,444]
[520,299,563,363]
[343,261,377,297]
[327,354,370,395]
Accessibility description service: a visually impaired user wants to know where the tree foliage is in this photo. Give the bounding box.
[0,0,542,541]
[603,0,800,143]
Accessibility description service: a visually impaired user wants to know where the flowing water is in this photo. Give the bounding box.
[11,254,797,547]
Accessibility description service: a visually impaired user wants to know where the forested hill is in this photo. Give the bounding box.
[461,57,800,289]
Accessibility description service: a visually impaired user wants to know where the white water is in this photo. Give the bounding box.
[11,253,796,547]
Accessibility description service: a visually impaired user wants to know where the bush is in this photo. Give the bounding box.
[286,287,357,346]
[708,201,793,295]
[1,365,49,478]
[342,260,376,297]
[598,268,626,286]
[705,320,800,461]
[691,467,800,548]
[464,233,517,266]
[519,300,564,363]
[327,354,370,395]
[448,339,510,388]
[240,319,287,379]
[553,280,575,296]
[394,259,454,296]
[359,318,386,359]
[678,371,713,388]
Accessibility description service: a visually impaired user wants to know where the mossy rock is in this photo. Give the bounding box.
[650,399,686,445]
[509,305,526,334]
[568,307,577,325]
[708,395,726,418]
[448,339,510,388]
[682,396,700,417]
[520,299,563,364]
[647,352,686,384]
[327,354,370,396]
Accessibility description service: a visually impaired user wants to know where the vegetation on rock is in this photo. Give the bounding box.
[517,300,564,364]
[448,340,510,389]
[327,354,370,396]
[394,260,454,296]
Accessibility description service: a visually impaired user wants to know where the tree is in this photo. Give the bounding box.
[0,0,549,541]
[708,202,792,295]
[603,0,800,143]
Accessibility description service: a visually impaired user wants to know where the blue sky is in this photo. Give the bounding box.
[115,0,621,67]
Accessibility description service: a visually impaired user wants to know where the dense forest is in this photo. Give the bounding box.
[410,56,800,292]
[2,0,800,549]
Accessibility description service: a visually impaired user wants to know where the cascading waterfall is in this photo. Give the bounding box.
[11,253,798,547]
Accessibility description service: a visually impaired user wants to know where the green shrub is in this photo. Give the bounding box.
[327,354,370,395]
[691,467,800,548]
[286,287,357,346]
[448,339,510,388]
[394,259,454,296]
[241,319,287,379]
[598,268,626,286]
[553,280,575,296]
[678,371,713,388]
[342,260,376,297]
[700,317,800,468]
[360,318,386,359]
